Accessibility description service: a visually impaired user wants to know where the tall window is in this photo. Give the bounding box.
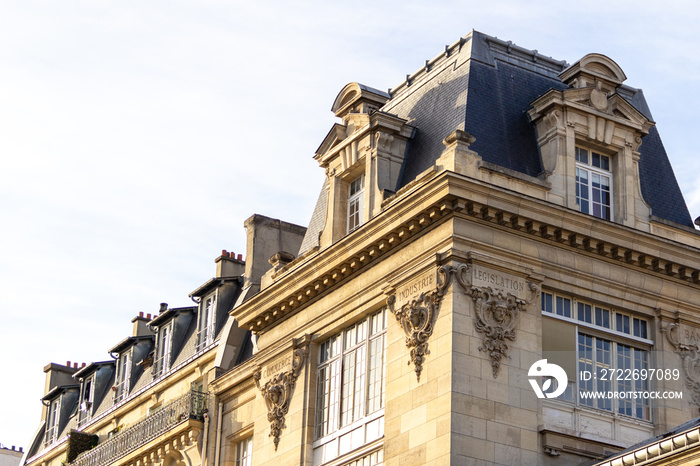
[154,322,173,378]
[78,376,94,425]
[197,294,216,351]
[347,175,365,233]
[315,309,386,463]
[44,398,60,446]
[576,147,612,220]
[542,292,650,420]
[114,351,131,403]
[234,437,253,466]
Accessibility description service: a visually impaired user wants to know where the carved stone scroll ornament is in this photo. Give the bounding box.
[253,346,307,450]
[660,321,700,406]
[471,282,539,378]
[388,291,440,382]
[388,264,469,382]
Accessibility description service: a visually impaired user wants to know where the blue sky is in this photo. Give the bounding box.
[1,0,699,450]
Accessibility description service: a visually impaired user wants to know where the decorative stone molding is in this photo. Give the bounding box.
[660,318,700,406]
[470,281,539,378]
[388,290,441,382]
[387,263,469,382]
[254,345,308,449]
[239,174,700,335]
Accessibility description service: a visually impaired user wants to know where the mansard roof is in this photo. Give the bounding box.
[379,30,692,227]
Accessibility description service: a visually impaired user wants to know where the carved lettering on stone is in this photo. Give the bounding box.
[469,269,539,378]
[388,263,469,382]
[660,320,700,406]
[254,345,307,449]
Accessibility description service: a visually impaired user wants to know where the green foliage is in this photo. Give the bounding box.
[66,430,99,463]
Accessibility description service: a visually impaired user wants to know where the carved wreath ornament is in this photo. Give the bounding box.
[253,346,307,449]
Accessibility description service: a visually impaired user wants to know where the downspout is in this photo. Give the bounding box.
[200,410,209,466]
[214,401,223,466]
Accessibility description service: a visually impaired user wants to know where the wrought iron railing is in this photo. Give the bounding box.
[71,390,208,466]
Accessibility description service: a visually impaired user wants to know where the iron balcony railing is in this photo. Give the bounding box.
[71,390,208,466]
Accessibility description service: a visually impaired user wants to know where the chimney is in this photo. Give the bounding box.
[132,312,154,337]
[215,249,245,278]
[43,362,77,397]
[243,214,307,288]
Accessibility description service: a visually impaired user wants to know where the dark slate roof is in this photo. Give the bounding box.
[638,125,693,226]
[298,182,328,256]
[384,30,692,228]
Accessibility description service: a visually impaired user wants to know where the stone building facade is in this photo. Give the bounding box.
[23,31,700,466]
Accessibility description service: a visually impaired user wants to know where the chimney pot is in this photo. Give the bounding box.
[139,311,144,318]
[73,362,78,368]
[237,254,243,261]
[147,313,152,320]
[221,249,227,257]
[82,362,86,367]
[67,360,71,367]
[159,303,167,313]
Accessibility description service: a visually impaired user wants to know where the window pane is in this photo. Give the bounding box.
[595,307,610,328]
[556,296,571,317]
[595,338,612,411]
[542,292,553,313]
[578,303,592,323]
[617,344,633,417]
[578,334,594,407]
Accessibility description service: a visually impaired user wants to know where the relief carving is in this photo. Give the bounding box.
[471,281,539,378]
[387,264,469,382]
[660,320,700,406]
[254,345,308,449]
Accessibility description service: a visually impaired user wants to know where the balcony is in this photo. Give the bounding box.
[71,390,208,466]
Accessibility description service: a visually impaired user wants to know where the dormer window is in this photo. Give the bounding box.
[44,398,60,446]
[347,174,365,233]
[114,351,131,403]
[78,376,94,425]
[153,321,172,378]
[197,294,216,352]
[575,147,612,220]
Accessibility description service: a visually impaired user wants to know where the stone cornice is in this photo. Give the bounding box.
[235,171,700,335]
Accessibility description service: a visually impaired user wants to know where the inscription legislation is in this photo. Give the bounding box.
[394,269,436,309]
[472,265,528,299]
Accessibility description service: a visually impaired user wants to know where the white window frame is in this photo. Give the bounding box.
[154,321,173,378]
[197,293,217,352]
[234,436,253,466]
[541,291,652,421]
[114,350,132,403]
[347,175,365,233]
[78,375,95,425]
[575,146,613,221]
[45,397,61,446]
[314,309,386,464]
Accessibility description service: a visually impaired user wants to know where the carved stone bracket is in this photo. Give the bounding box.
[471,282,538,378]
[254,345,308,449]
[388,290,440,382]
[660,319,700,406]
[387,264,467,382]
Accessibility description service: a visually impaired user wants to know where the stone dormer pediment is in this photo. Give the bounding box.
[331,82,390,120]
[316,123,347,161]
[528,53,653,231]
[560,53,626,92]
